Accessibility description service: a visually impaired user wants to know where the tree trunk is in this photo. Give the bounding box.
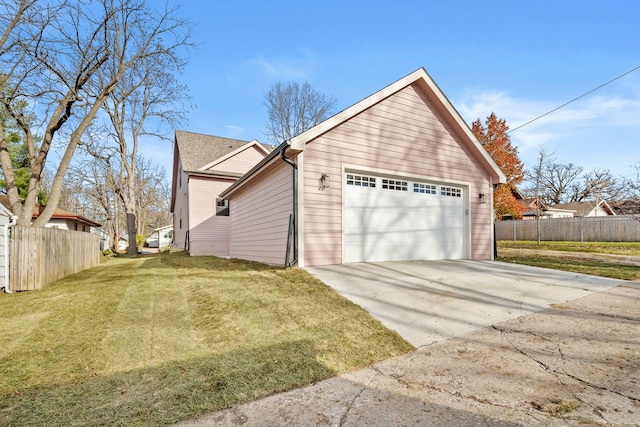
[107,220,115,254]
[112,198,120,253]
[127,211,137,255]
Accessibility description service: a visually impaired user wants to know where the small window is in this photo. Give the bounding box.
[414,183,437,194]
[216,198,229,216]
[441,186,462,197]
[382,178,408,191]
[346,174,376,188]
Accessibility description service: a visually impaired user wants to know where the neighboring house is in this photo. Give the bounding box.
[156,225,173,248]
[145,225,173,249]
[554,200,616,217]
[507,188,576,220]
[117,235,128,251]
[91,228,109,251]
[545,207,578,219]
[0,195,101,232]
[219,68,507,267]
[170,131,270,256]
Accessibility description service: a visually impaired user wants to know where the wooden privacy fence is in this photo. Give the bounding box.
[495,215,640,242]
[10,227,100,291]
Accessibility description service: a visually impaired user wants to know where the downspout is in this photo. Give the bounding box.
[280,145,298,266]
[3,216,18,293]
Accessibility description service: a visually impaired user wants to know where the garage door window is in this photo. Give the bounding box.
[346,174,376,187]
[413,183,437,194]
[382,178,408,191]
[441,186,462,197]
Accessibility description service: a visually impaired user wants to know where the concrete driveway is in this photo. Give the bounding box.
[306,260,623,348]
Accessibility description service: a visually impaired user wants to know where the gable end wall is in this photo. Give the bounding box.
[207,145,267,173]
[302,83,494,266]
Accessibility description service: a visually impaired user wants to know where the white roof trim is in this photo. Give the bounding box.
[289,68,506,183]
[545,208,577,213]
[154,225,173,231]
[0,202,14,218]
[198,140,270,171]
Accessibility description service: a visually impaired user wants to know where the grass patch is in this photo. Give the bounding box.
[531,398,579,416]
[498,240,640,255]
[497,256,640,280]
[0,253,413,426]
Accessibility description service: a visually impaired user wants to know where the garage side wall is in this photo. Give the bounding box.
[303,83,493,266]
[229,161,293,265]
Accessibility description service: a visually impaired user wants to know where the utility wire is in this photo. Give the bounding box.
[509,64,640,134]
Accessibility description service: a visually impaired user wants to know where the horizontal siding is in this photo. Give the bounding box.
[303,83,493,266]
[188,177,235,256]
[208,145,266,174]
[229,162,293,265]
[190,217,230,256]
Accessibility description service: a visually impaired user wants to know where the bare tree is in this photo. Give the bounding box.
[66,145,124,252]
[0,0,191,227]
[616,163,640,214]
[99,41,189,254]
[264,81,336,143]
[529,148,553,244]
[569,168,620,203]
[134,158,170,236]
[540,163,583,204]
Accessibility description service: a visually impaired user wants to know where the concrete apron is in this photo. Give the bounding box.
[306,260,623,348]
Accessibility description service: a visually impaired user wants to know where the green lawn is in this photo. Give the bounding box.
[497,240,640,255]
[0,253,413,426]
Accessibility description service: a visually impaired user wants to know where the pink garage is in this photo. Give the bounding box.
[220,68,507,267]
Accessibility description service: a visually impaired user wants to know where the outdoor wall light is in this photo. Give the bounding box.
[479,193,487,203]
[319,173,330,191]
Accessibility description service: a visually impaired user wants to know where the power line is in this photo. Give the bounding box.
[509,64,640,134]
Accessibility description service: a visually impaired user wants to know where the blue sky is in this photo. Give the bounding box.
[148,0,640,182]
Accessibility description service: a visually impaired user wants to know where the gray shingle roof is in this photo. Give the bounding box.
[553,200,615,216]
[175,130,251,172]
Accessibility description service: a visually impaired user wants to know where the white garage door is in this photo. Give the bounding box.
[344,172,466,263]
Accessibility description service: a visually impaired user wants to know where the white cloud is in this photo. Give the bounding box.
[455,87,640,177]
[225,125,246,138]
[252,56,308,80]
[249,50,317,81]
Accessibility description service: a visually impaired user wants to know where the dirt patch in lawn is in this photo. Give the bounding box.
[499,247,640,267]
